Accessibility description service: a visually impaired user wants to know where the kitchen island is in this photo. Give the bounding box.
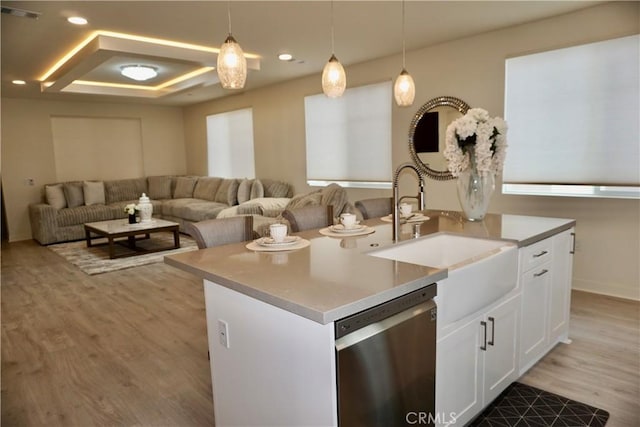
[165,210,575,426]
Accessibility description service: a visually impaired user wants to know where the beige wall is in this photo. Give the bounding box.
[1,98,187,242]
[183,2,640,300]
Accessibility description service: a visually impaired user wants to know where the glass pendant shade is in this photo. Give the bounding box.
[322,54,346,98]
[394,68,415,107]
[217,34,247,89]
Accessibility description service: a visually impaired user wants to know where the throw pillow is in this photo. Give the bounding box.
[237,179,253,204]
[83,181,106,205]
[193,177,223,201]
[173,176,198,198]
[45,184,67,209]
[63,182,85,208]
[214,179,240,205]
[148,176,173,200]
[250,179,265,199]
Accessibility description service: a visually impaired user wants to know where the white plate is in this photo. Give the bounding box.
[329,224,367,234]
[256,236,300,247]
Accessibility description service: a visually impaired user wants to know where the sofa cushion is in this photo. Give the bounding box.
[63,182,85,208]
[193,177,223,201]
[45,184,67,209]
[83,181,105,205]
[183,202,228,222]
[148,176,173,199]
[215,179,240,205]
[104,178,148,204]
[57,205,114,227]
[161,198,226,221]
[174,176,198,198]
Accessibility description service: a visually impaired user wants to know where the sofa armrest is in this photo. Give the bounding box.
[237,203,264,216]
[28,203,59,245]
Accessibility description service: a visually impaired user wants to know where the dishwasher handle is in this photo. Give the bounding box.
[335,283,436,339]
[336,299,436,351]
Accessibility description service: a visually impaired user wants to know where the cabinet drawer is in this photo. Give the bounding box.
[520,238,553,272]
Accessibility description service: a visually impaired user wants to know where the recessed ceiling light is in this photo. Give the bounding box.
[278,53,293,61]
[67,16,87,25]
[12,80,26,85]
[120,65,158,81]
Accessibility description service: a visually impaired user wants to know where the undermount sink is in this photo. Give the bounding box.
[367,233,518,326]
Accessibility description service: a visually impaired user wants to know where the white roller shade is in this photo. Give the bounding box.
[503,34,640,198]
[304,81,392,188]
[206,108,255,179]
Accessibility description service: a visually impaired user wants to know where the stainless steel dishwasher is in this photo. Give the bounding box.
[335,284,437,427]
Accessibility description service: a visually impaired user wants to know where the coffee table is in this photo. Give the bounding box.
[84,218,180,259]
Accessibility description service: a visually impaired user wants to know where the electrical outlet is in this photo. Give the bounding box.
[218,319,230,348]
[25,178,35,186]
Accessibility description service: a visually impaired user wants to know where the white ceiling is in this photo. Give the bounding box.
[1,0,605,106]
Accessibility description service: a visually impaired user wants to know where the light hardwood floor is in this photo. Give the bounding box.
[519,290,640,427]
[2,239,639,426]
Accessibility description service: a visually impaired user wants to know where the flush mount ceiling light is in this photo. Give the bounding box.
[217,1,247,89]
[67,16,88,25]
[278,53,293,61]
[394,0,415,107]
[12,80,26,85]
[322,0,346,98]
[120,65,158,81]
[37,30,259,99]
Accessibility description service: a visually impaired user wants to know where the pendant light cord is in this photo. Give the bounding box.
[330,0,335,54]
[227,0,232,35]
[401,0,406,69]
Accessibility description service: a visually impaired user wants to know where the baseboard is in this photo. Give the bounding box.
[572,284,640,302]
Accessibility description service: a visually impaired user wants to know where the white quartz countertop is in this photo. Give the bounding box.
[164,211,575,324]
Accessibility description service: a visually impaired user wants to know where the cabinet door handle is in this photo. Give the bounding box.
[534,269,549,277]
[533,250,548,258]
[488,317,495,346]
[480,321,487,351]
[570,232,576,254]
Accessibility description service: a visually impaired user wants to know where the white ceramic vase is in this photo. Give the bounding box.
[138,193,153,223]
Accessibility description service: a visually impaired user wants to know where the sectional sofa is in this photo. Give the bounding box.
[29,175,293,245]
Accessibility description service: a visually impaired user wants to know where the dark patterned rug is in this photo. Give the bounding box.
[470,382,610,426]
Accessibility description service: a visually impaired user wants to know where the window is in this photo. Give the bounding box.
[206,108,255,178]
[503,34,639,199]
[304,81,392,189]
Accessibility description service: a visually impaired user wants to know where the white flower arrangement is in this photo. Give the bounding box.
[124,203,139,215]
[443,108,508,177]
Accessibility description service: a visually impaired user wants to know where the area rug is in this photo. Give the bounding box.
[47,232,198,275]
[470,382,610,426]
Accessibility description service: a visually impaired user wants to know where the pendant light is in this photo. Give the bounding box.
[217,1,247,89]
[394,0,415,107]
[322,0,346,98]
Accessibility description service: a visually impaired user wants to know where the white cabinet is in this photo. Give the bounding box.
[436,314,482,426]
[549,229,574,344]
[519,228,574,374]
[483,295,520,404]
[436,295,519,427]
[519,254,551,370]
